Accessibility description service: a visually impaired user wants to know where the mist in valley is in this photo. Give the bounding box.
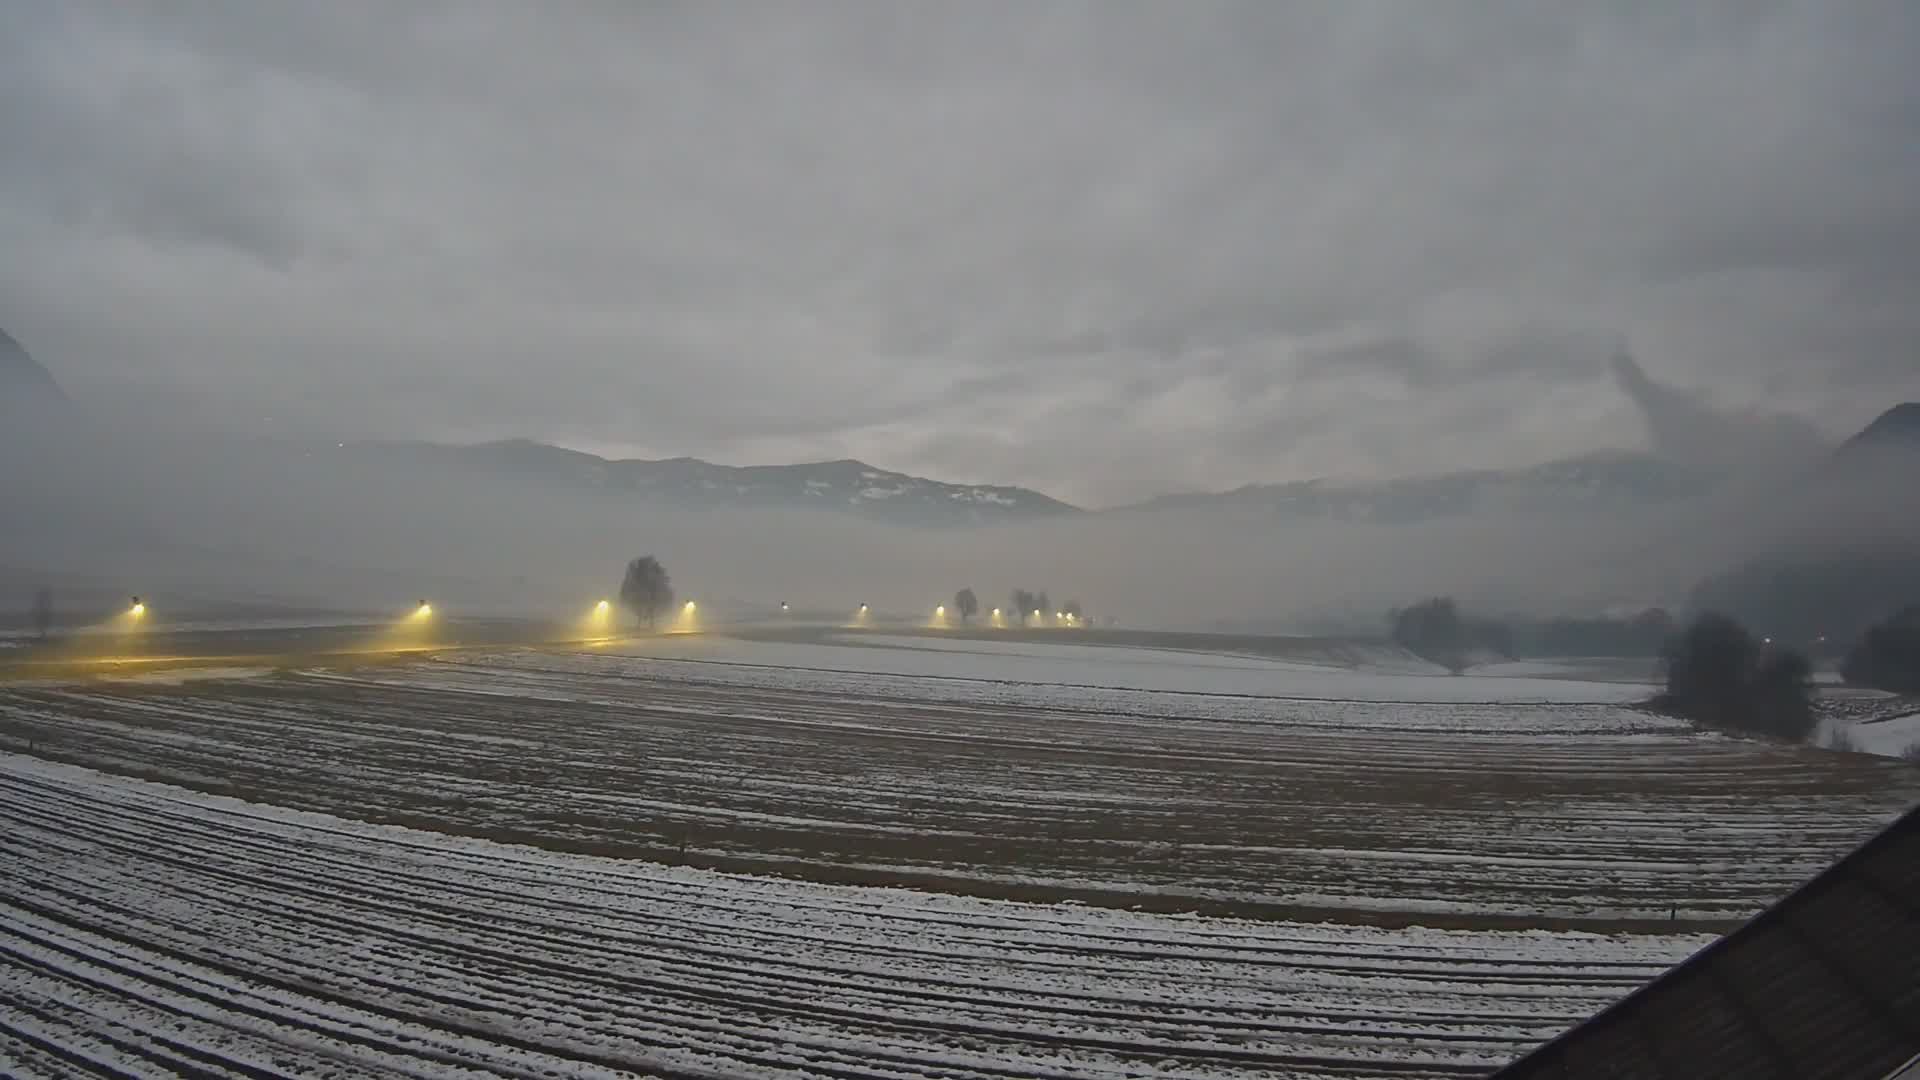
[6,361,1914,636]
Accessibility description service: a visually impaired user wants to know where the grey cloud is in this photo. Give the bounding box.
[2,1,1918,503]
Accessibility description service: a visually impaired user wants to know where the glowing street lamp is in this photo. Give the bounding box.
[935,605,946,616]
[595,599,611,614]
[414,600,433,618]
[684,600,697,613]
[128,596,146,618]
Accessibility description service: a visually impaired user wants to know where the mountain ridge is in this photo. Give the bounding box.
[0,326,70,411]
[1118,449,1715,522]
[340,438,1083,526]
[1839,402,1920,453]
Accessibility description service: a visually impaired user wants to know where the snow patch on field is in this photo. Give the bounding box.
[97,666,275,686]
[608,633,1651,704]
[1824,709,1920,759]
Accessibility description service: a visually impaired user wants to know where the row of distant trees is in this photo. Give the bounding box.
[1005,589,1081,624]
[612,559,1093,631]
[1390,591,1920,742]
[951,587,1082,625]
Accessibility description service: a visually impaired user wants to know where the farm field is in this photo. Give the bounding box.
[3,630,1918,1078]
[0,754,1714,1078]
[4,635,1916,926]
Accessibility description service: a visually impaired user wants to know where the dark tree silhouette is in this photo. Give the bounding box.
[1655,612,1814,741]
[1010,589,1037,625]
[1390,597,1468,673]
[619,556,674,628]
[953,587,979,623]
[1841,605,1920,693]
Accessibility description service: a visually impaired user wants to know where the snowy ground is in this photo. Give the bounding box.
[0,754,1712,1079]
[619,632,1654,704]
[2,632,1916,1077]
[5,639,1915,925]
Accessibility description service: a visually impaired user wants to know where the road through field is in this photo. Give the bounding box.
[0,755,1711,1079]
[4,643,1916,926]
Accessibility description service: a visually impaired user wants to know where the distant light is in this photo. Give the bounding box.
[935,605,946,616]
[859,604,869,612]
[337,442,346,448]
[684,600,697,612]
[595,599,611,613]
[1762,636,1772,645]
[415,600,433,618]
[129,598,146,618]
[1033,610,1042,618]
[991,608,1001,617]
[780,602,790,611]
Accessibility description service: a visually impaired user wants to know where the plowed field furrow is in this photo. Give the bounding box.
[5,652,1913,923]
[2,755,1717,1079]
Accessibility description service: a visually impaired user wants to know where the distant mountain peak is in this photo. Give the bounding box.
[0,326,70,409]
[1842,403,1920,451]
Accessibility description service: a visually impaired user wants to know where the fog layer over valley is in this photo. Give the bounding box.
[5,376,1915,630]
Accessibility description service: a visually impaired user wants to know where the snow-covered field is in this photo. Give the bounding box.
[5,637,1916,924]
[2,632,1916,1077]
[0,754,1712,1078]
[611,632,1655,703]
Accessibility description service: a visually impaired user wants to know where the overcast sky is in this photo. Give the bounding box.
[3,1,1917,506]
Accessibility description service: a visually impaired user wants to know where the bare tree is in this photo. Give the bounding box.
[1010,588,1037,625]
[953,587,979,623]
[619,556,674,628]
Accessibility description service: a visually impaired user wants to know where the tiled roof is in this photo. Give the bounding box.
[1489,802,1920,1080]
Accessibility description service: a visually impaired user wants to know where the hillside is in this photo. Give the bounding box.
[341,438,1082,526]
[1127,450,1712,523]
[1838,402,1920,454]
[0,326,69,412]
